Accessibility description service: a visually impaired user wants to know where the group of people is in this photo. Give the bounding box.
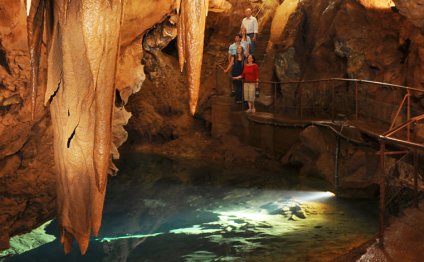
[224,8,259,113]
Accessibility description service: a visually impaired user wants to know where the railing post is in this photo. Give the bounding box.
[332,83,335,121]
[298,82,303,120]
[390,94,408,131]
[355,81,358,121]
[215,64,218,94]
[273,83,275,114]
[407,89,411,141]
[413,122,418,207]
[334,135,341,197]
[379,139,386,249]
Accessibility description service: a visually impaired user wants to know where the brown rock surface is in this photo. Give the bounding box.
[3,0,232,254]
[273,0,424,123]
[1,0,424,257]
[281,125,400,196]
[0,0,56,251]
[358,200,424,261]
[393,0,424,29]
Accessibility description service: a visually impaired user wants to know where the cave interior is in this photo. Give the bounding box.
[1,0,424,261]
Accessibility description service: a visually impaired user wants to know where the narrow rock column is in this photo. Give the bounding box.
[177,0,208,115]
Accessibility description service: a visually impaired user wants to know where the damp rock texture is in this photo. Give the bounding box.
[281,125,397,197]
[0,0,55,251]
[273,0,424,124]
[22,0,227,255]
[26,0,126,254]
[393,0,424,29]
[358,200,424,261]
[177,0,208,115]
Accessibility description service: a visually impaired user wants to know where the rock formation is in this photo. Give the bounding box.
[0,0,56,251]
[393,0,424,29]
[272,0,424,123]
[23,0,231,254]
[27,0,126,254]
[1,0,423,256]
[177,0,208,115]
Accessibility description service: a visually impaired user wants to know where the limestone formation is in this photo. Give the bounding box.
[24,0,230,254]
[1,0,424,256]
[393,0,424,29]
[177,0,208,115]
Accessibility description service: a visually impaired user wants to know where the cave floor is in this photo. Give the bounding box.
[358,200,424,261]
[2,153,379,262]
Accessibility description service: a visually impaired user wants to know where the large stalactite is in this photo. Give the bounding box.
[177,0,208,115]
[27,0,124,254]
[25,0,230,255]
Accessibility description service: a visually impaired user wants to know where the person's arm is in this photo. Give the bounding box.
[233,67,246,79]
[224,56,234,73]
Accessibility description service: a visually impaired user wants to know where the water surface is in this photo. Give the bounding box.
[3,153,378,261]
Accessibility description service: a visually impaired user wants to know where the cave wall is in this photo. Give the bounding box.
[126,0,279,143]
[0,0,55,250]
[0,0,175,250]
[273,0,424,124]
[1,0,424,252]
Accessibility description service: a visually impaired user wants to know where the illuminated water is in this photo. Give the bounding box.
[2,153,378,261]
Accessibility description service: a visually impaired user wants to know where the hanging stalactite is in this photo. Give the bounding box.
[27,0,125,254]
[177,0,208,115]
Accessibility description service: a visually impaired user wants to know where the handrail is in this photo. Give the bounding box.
[255,2,266,18]
[215,63,424,144]
[380,135,424,150]
[216,63,424,93]
[257,78,424,93]
[216,64,226,71]
[383,114,424,137]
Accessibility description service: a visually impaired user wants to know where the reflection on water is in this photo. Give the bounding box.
[2,154,378,262]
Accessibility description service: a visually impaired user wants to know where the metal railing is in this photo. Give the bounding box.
[215,65,424,252]
[217,64,424,132]
[377,114,424,248]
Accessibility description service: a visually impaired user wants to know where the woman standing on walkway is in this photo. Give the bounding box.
[225,45,245,103]
[240,26,251,57]
[233,54,259,113]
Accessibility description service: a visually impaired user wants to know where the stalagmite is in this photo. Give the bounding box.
[177,0,208,115]
[27,0,124,254]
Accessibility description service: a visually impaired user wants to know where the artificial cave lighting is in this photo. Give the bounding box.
[358,0,395,9]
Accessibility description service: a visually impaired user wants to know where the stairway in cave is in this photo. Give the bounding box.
[254,15,272,71]
[253,11,274,109]
[224,12,274,113]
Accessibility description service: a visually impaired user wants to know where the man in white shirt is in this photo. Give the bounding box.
[241,8,258,54]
